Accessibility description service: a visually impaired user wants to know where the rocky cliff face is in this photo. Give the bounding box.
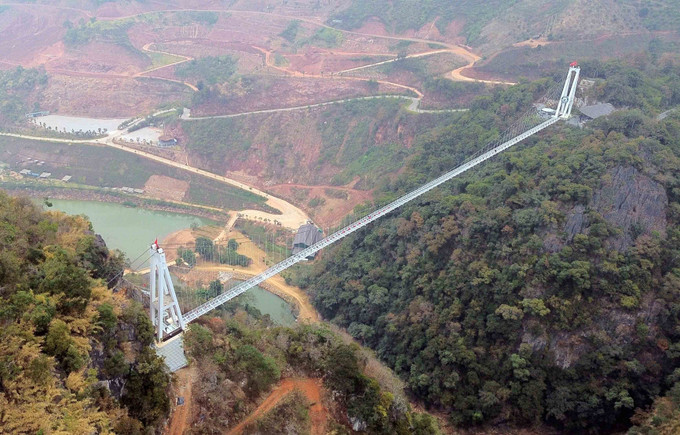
[561,165,667,252]
[592,165,667,250]
[533,165,669,368]
[523,289,665,369]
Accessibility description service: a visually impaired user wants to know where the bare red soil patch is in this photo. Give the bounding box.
[0,4,79,65]
[47,41,150,75]
[144,175,190,202]
[268,183,373,228]
[354,17,390,37]
[42,74,191,117]
[227,378,327,435]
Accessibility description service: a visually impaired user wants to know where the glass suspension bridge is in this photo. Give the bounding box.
[122,64,581,370]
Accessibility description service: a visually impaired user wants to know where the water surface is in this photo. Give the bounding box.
[47,199,295,325]
[48,199,213,264]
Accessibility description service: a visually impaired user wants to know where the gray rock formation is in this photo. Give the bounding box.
[560,165,667,252]
[591,165,667,251]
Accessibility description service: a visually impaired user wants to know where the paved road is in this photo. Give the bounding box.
[0,125,310,230]
[185,94,467,120]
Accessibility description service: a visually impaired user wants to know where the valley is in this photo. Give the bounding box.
[2,1,680,434]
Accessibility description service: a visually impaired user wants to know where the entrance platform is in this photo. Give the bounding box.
[154,333,188,372]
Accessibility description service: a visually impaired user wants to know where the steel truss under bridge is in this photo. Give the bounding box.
[151,65,581,341]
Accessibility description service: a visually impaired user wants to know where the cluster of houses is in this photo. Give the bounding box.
[109,186,145,194]
[116,134,178,148]
[18,168,73,182]
[16,167,144,195]
[19,169,51,179]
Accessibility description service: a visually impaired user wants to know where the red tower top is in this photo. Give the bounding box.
[570,61,579,67]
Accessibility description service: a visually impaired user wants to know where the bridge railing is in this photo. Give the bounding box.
[182,116,561,324]
[178,65,581,330]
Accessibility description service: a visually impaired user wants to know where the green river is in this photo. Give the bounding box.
[48,199,295,325]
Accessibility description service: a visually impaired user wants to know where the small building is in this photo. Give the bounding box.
[61,175,72,182]
[24,111,50,118]
[133,188,144,194]
[158,135,178,148]
[39,172,51,178]
[19,169,30,175]
[579,103,616,122]
[292,223,323,260]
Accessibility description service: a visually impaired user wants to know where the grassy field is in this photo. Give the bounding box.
[146,50,186,69]
[0,137,269,212]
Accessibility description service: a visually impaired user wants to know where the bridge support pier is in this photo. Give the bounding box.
[149,242,185,342]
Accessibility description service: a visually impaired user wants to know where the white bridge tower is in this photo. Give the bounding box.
[149,241,185,342]
[555,62,580,118]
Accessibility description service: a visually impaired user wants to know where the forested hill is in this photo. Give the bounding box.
[296,60,680,432]
[330,0,680,46]
[0,192,170,433]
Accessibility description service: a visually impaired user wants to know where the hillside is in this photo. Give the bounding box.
[181,99,453,186]
[0,191,170,433]
[182,299,441,434]
[286,59,680,432]
[329,0,680,80]
[330,0,680,47]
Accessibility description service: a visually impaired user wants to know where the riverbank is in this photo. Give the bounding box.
[2,184,228,222]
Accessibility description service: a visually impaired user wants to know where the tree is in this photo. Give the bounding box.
[209,279,223,296]
[122,348,171,427]
[235,345,280,398]
[177,247,196,266]
[195,237,214,261]
[227,238,239,251]
[44,319,83,372]
[39,249,91,314]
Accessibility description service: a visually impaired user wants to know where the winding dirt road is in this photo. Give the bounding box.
[226,378,327,435]
[226,9,515,86]
[137,43,199,91]
[91,5,514,90]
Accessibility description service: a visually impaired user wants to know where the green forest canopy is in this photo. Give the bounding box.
[288,58,680,432]
[0,191,170,432]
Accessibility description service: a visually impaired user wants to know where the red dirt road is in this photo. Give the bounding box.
[165,364,197,435]
[226,378,327,435]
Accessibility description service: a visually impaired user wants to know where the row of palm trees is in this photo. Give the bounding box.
[33,122,107,137]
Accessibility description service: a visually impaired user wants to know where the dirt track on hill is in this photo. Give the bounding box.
[226,378,327,435]
[165,364,197,435]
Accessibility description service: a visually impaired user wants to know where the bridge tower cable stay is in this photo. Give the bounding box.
[150,64,581,341]
[149,241,186,341]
